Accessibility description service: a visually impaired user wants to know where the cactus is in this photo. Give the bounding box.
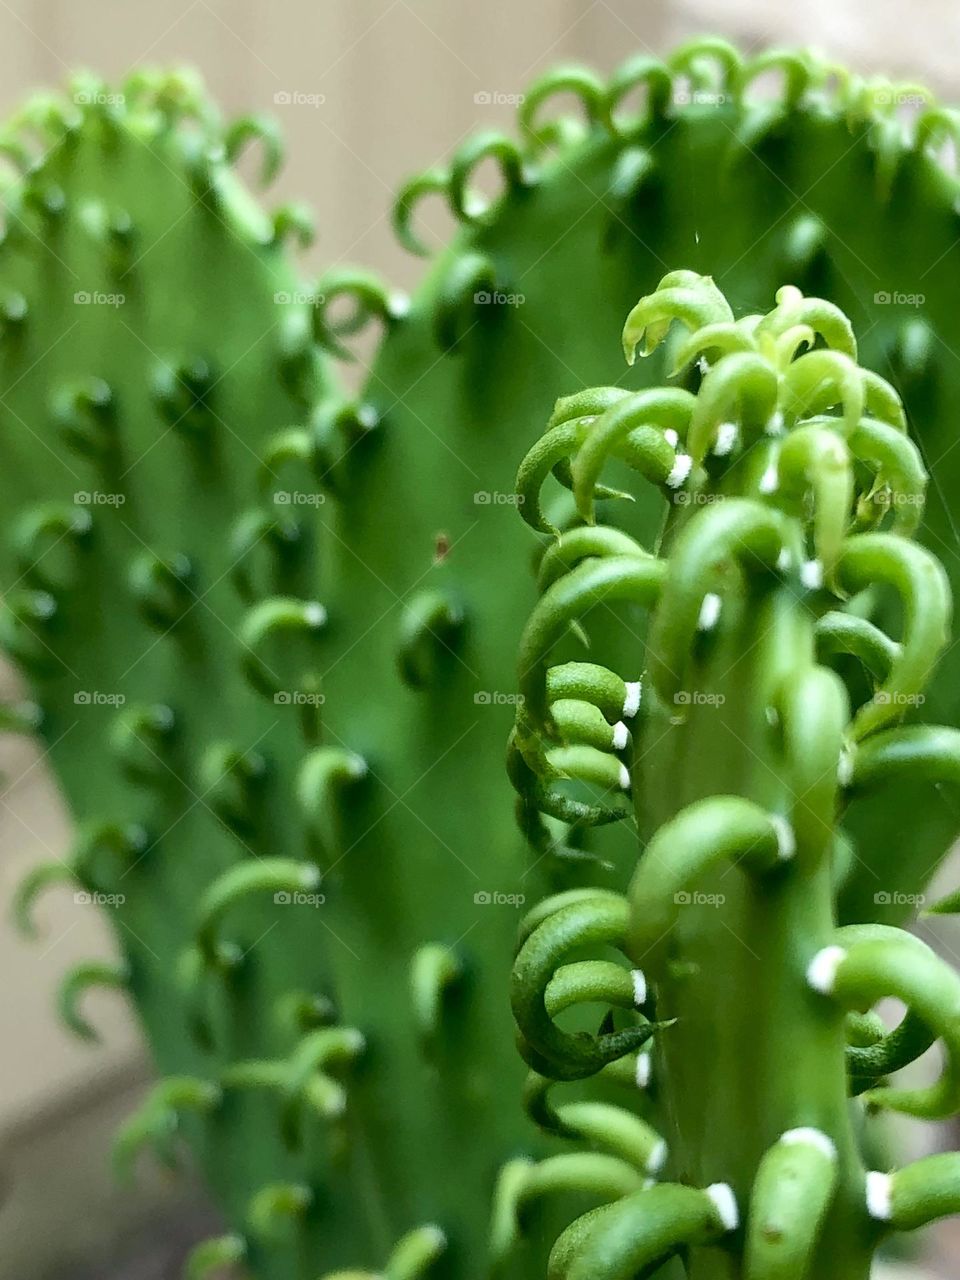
[6,38,960,1280]
[508,269,960,1278]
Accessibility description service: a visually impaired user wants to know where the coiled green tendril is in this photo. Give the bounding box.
[503,270,960,1276]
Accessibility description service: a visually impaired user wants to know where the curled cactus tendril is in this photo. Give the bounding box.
[317,1224,446,1280]
[506,270,960,1277]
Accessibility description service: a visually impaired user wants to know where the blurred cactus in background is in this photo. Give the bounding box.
[5,37,960,1280]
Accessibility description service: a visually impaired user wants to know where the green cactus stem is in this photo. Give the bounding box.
[509,272,960,1278]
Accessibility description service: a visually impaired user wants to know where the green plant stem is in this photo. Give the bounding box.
[637,584,871,1279]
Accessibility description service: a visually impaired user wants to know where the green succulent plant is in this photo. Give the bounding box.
[508,268,960,1279]
[4,35,960,1280]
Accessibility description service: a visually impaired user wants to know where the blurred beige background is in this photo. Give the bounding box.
[2,0,960,1274]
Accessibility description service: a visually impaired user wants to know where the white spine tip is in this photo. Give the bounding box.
[807,945,847,995]
[326,1092,347,1119]
[770,814,796,861]
[631,969,647,1008]
[759,463,779,494]
[838,748,854,788]
[388,291,411,318]
[765,410,785,435]
[664,428,680,448]
[776,548,792,572]
[697,356,710,375]
[611,721,630,751]
[618,762,632,791]
[713,421,738,457]
[646,1138,668,1175]
[800,559,824,590]
[636,1051,652,1089]
[304,602,327,627]
[421,1224,448,1250]
[697,592,722,632]
[866,1171,894,1222]
[666,453,694,489]
[622,680,642,719]
[781,1127,837,1161]
[706,1183,740,1233]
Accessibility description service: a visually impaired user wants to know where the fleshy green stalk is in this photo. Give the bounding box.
[509,272,960,1278]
